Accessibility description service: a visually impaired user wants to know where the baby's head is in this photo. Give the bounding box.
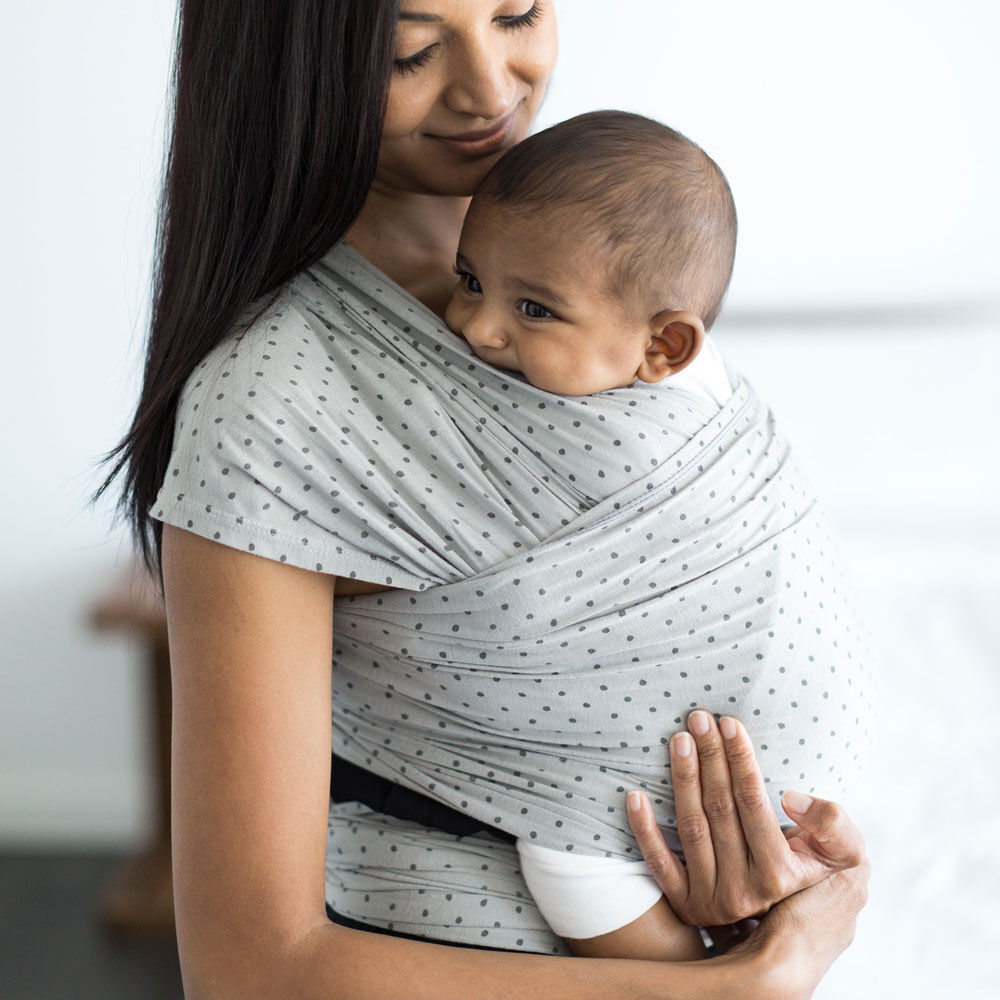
[445,111,737,396]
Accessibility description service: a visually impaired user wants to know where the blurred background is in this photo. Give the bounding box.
[1,1,997,996]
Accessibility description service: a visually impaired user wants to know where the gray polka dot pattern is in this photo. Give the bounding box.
[326,803,568,954]
[152,243,873,951]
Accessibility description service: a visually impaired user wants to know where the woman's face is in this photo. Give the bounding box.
[379,1,558,197]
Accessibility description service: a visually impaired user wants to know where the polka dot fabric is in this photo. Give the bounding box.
[153,244,719,590]
[325,803,569,955]
[332,387,873,855]
[152,243,873,951]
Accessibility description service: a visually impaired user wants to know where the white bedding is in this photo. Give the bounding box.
[811,535,1000,998]
[713,322,1000,997]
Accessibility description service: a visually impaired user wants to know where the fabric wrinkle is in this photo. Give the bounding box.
[152,241,874,949]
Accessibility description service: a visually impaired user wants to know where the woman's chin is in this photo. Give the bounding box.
[378,159,500,199]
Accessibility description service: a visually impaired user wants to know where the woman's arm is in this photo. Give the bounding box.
[164,525,336,997]
[164,525,852,1000]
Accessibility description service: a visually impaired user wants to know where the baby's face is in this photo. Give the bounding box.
[444,202,652,395]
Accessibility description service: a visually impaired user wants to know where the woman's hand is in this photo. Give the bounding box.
[627,710,866,929]
[742,853,871,1000]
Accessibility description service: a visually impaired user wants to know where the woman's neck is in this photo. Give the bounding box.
[346,184,471,318]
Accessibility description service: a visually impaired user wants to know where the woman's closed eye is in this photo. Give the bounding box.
[497,2,544,31]
[394,4,546,75]
[394,46,437,76]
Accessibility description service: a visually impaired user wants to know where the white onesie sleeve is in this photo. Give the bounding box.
[516,839,664,939]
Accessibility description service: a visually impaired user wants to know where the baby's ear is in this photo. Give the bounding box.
[635,311,705,384]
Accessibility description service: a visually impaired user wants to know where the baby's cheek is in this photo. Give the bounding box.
[443,292,466,336]
[523,352,573,395]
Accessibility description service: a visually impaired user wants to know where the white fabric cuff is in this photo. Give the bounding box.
[516,839,664,939]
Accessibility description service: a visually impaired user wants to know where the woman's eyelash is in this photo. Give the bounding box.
[393,46,436,75]
[497,2,543,30]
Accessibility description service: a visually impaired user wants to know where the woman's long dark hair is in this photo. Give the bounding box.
[95,0,400,576]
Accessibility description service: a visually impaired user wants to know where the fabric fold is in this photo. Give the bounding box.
[152,241,873,947]
[329,374,871,860]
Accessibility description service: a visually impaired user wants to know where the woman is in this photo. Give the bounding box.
[101,2,869,996]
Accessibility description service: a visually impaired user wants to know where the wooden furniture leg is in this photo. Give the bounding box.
[89,563,174,937]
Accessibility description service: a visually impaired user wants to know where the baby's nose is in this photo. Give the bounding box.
[462,309,509,350]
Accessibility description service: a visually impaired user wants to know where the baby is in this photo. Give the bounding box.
[443,111,869,958]
[445,110,735,404]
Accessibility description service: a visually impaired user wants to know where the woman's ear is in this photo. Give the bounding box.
[635,311,706,384]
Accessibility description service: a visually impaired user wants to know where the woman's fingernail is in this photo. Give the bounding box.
[783,790,813,814]
[689,711,710,736]
[627,790,643,813]
[673,732,694,756]
[719,716,737,740]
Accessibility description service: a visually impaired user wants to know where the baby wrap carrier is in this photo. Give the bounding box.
[153,243,873,952]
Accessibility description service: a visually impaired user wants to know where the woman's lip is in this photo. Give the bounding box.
[429,112,517,157]
[438,113,514,142]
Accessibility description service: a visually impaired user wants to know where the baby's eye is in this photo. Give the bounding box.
[519,300,554,319]
[456,270,482,294]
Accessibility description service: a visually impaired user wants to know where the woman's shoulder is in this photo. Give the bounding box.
[176,251,370,421]
[183,278,331,392]
[152,257,445,589]
[179,293,294,408]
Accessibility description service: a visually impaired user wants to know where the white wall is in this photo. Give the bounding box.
[1,1,176,845]
[1,1,997,967]
[542,0,1000,310]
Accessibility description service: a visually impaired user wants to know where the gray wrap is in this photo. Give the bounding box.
[153,243,873,952]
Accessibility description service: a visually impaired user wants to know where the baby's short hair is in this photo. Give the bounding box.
[475,111,737,329]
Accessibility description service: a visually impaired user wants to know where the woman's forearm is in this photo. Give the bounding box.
[163,536,817,1000]
[266,920,779,1000]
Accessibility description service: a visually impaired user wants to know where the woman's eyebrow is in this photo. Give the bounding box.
[399,12,443,21]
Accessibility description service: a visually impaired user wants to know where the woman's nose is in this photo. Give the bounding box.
[445,39,517,120]
[462,307,509,350]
